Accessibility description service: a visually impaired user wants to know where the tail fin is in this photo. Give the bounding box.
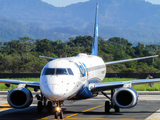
[91,3,99,56]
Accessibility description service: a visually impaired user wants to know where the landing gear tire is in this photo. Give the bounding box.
[60,110,63,119]
[55,111,58,119]
[47,101,52,113]
[105,101,110,113]
[37,101,43,113]
[54,101,64,119]
[114,105,120,112]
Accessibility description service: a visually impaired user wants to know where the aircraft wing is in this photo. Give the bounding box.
[105,55,158,66]
[90,78,160,93]
[0,79,40,89]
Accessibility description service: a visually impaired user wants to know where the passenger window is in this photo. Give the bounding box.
[43,68,55,75]
[56,69,68,75]
[67,68,74,75]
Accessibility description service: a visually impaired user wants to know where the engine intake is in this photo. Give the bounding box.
[7,87,33,108]
[112,87,138,108]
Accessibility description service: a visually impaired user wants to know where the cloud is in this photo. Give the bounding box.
[145,0,160,4]
[41,0,89,7]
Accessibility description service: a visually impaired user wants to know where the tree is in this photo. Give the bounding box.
[36,38,53,53]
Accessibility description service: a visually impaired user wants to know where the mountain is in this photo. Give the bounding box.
[0,0,160,45]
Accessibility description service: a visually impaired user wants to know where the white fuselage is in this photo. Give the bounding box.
[40,53,106,101]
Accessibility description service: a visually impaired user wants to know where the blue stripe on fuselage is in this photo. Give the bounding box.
[69,79,100,100]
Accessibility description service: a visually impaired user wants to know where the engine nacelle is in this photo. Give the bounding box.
[7,87,33,109]
[112,87,138,108]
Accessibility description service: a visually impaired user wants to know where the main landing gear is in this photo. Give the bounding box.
[36,93,53,113]
[101,89,120,113]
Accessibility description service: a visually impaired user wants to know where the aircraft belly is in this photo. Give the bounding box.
[70,80,99,100]
[65,81,84,99]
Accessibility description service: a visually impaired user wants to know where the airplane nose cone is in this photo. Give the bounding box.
[48,84,66,100]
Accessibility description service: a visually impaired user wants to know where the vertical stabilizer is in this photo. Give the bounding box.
[91,3,99,56]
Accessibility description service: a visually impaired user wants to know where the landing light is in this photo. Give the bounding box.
[56,107,61,111]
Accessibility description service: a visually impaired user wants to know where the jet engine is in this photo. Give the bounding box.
[112,87,138,108]
[7,87,33,108]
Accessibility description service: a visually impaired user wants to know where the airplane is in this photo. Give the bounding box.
[0,3,160,119]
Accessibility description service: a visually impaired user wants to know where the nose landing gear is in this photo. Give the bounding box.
[36,93,64,119]
[55,101,63,119]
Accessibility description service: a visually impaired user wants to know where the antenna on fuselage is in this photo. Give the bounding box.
[91,3,99,56]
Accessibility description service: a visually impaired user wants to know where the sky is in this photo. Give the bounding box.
[41,0,160,7]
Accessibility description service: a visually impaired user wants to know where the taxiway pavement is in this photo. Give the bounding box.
[0,91,160,120]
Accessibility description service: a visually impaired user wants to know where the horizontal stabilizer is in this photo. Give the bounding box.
[105,55,158,66]
[39,56,57,60]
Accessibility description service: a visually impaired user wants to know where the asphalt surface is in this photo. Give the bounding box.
[0,92,160,120]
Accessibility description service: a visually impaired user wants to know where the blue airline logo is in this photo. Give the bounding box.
[75,62,87,77]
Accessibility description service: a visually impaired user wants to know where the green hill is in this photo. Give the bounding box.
[0,0,160,44]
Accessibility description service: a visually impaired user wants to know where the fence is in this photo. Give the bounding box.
[105,73,160,79]
[0,73,40,78]
[0,73,159,79]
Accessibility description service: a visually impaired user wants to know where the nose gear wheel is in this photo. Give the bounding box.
[54,101,64,119]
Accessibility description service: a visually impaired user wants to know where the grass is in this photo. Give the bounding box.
[0,77,160,91]
[103,78,160,91]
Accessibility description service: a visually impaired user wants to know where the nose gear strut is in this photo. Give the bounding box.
[36,93,64,119]
[55,101,63,119]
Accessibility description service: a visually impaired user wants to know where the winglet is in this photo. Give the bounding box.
[91,3,99,56]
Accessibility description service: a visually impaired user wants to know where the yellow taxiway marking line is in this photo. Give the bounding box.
[64,113,79,119]
[64,118,160,120]
[0,103,10,106]
[41,118,160,120]
[64,104,104,119]
[2,118,160,120]
[0,108,10,111]
[82,104,104,112]
[0,103,10,111]
[83,100,105,103]
[41,104,105,119]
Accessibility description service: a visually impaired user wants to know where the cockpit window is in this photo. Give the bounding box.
[56,68,68,75]
[67,68,74,75]
[43,68,55,75]
[43,68,74,75]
